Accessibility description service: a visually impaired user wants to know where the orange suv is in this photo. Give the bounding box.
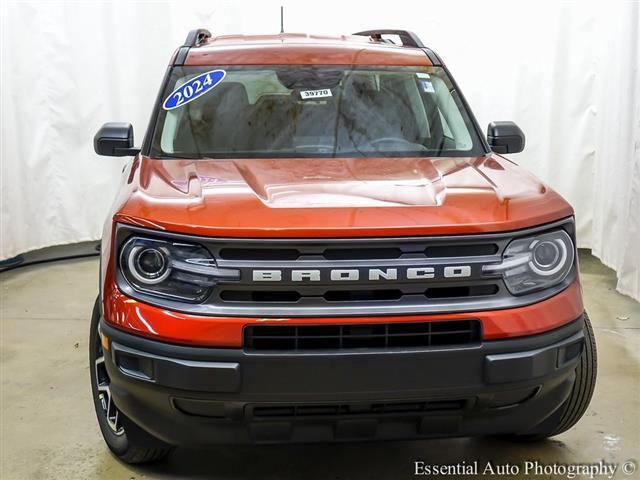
[91,29,596,463]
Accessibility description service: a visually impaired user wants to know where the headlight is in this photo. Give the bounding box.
[483,229,575,295]
[119,236,237,302]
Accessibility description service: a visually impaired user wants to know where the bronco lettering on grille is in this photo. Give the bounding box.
[252,266,473,282]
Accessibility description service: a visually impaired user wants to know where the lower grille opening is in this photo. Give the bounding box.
[244,320,481,352]
[251,399,467,419]
[173,397,469,419]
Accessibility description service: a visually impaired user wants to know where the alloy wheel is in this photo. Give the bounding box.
[94,328,124,435]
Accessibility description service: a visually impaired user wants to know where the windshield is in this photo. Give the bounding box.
[148,65,485,158]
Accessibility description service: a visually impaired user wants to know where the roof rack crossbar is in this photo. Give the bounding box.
[353,29,425,48]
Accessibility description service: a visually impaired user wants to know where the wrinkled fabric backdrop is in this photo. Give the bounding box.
[1,0,639,300]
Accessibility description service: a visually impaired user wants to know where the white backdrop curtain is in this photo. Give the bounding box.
[1,0,639,300]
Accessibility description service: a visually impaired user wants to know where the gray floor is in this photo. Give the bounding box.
[1,252,639,479]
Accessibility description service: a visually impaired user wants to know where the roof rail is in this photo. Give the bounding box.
[174,28,212,66]
[353,29,424,48]
[353,29,441,66]
[184,28,212,47]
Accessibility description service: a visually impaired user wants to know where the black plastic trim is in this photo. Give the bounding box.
[173,46,191,66]
[100,316,585,444]
[111,341,240,392]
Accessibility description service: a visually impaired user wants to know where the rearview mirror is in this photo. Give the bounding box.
[487,121,525,154]
[94,122,140,156]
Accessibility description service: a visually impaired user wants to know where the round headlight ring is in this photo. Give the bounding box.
[127,245,172,285]
[533,240,561,267]
[528,238,568,277]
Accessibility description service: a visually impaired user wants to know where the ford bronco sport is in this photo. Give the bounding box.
[91,29,596,463]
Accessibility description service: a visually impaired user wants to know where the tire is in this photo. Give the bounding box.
[89,297,173,464]
[514,311,598,440]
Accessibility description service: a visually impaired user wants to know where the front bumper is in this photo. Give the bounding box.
[100,315,585,446]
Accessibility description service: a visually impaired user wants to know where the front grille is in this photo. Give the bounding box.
[244,319,481,352]
[250,398,468,419]
[204,235,513,317]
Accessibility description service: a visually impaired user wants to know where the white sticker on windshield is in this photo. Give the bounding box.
[420,80,435,93]
[416,73,431,79]
[300,89,333,100]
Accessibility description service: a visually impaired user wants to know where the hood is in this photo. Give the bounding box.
[113,155,573,237]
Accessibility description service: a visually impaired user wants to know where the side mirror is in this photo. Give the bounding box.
[487,121,525,154]
[94,122,140,156]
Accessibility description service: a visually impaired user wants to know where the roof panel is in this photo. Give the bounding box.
[183,33,432,66]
